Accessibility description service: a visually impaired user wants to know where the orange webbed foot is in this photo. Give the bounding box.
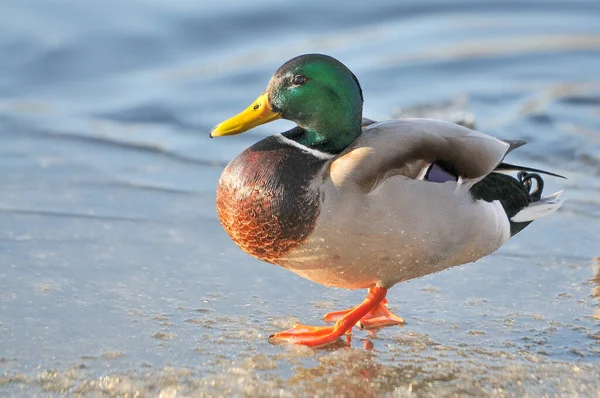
[323,293,404,330]
[357,301,404,330]
[269,324,349,347]
[269,287,391,347]
[322,308,355,323]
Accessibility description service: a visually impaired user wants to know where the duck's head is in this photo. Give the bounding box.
[210,54,364,153]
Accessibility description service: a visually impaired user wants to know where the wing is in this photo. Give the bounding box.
[494,162,566,179]
[329,118,512,191]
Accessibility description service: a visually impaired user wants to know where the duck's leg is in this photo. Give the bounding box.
[270,287,388,347]
[322,289,404,330]
[322,294,390,322]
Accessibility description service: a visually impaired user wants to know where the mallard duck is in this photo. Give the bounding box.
[210,54,564,347]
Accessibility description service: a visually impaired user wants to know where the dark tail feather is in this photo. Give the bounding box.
[495,162,566,179]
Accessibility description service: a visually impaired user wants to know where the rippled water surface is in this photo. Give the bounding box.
[1,1,600,396]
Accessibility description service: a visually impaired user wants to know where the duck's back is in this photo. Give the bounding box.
[275,119,562,289]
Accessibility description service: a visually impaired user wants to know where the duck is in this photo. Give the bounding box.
[209,54,564,347]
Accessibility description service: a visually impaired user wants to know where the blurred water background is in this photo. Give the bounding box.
[1,0,600,396]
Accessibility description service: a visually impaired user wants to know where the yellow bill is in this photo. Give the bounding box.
[210,93,281,138]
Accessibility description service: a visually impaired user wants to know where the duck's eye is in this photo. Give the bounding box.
[291,75,307,85]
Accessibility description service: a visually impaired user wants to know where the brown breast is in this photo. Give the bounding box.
[216,134,326,263]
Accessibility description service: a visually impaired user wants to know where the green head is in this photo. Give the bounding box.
[210,54,364,153]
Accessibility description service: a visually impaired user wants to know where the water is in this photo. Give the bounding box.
[1,0,599,396]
